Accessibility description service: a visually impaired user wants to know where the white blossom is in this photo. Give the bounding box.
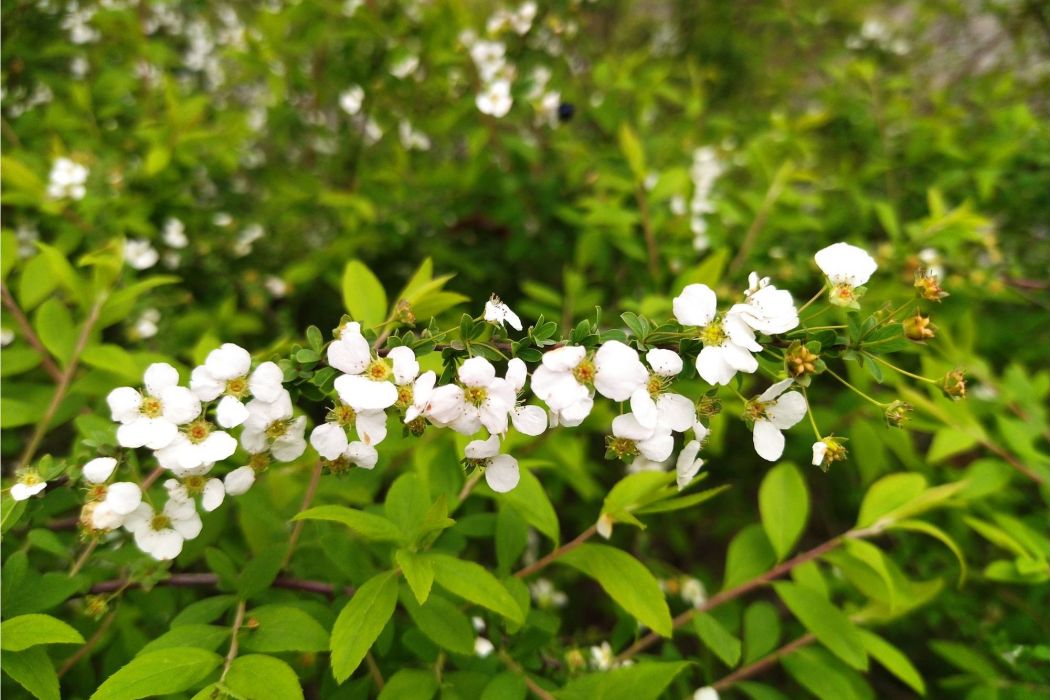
[123,495,202,561]
[240,390,307,463]
[476,79,513,118]
[82,457,118,483]
[673,284,761,386]
[124,239,159,270]
[339,85,365,115]
[190,343,285,428]
[10,471,47,501]
[484,295,522,331]
[465,434,520,492]
[46,157,88,200]
[162,218,188,248]
[107,363,201,450]
[750,379,807,461]
[426,358,517,436]
[330,322,399,411]
[815,243,878,307]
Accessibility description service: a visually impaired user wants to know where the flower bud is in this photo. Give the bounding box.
[786,341,821,378]
[395,299,416,325]
[903,311,936,342]
[884,400,912,427]
[943,370,966,399]
[84,595,109,619]
[565,648,587,673]
[812,435,848,472]
[914,271,948,302]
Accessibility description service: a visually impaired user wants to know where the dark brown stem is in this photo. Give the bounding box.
[617,534,845,661]
[57,610,117,678]
[514,525,598,579]
[281,461,325,569]
[364,652,385,690]
[499,649,556,700]
[89,573,355,598]
[1,281,62,382]
[220,600,247,682]
[710,632,817,691]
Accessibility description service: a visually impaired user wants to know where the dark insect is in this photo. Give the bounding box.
[557,102,575,122]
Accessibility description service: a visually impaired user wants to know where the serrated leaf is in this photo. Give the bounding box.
[395,549,434,605]
[1,614,85,651]
[1,646,59,700]
[225,654,304,700]
[90,647,223,700]
[330,571,399,683]
[241,605,329,653]
[400,590,475,656]
[294,505,403,542]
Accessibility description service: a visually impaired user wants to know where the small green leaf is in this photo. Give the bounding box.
[225,655,304,700]
[773,582,867,670]
[428,553,523,624]
[742,601,781,664]
[294,505,403,542]
[399,591,475,656]
[495,467,560,543]
[1,646,59,700]
[1,614,85,651]
[378,669,438,700]
[89,647,223,700]
[341,259,388,329]
[138,625,228,655]
[891,519,967,586]
[396,549,434,605]
[855,473,926,529]
[330,570,399,683]
[758,462,809,560]
[859,629,925,695]
[694,612,742,667]
[556,661,689,700]
[241,605,329,653]
[722,525,776,590]
[34,298,75,366]
[559,544,672,637]
[618,123,647,181]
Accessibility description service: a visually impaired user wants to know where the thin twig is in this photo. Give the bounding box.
[89,572,355,598]
[57,611,117,678]
[1,281,62,382]
[710,632,817,691]
[281,461,325,569]
[69,538,99,577]
[636,186,661,283]
[220,600,247,682]
[499,649,556,700]
[514,524,598,579]
[364,652,385,690]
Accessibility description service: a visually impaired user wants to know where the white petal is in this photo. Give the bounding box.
[672,284,717,327]
[144,363,180,396]
[646,348,683,377]
[190,366,224,402]
[240,427,268,455]
[90,502,124,530]
[721,342,758,374]
[224,466,256,496]
[82,457,118,483]
[458,357,496,387]
[485,454,520,492]
[724,314,762,352]
[558,396,594,426]
[138,528,183,560]
[656,393,696,433]
[638,431,674,462]
[768,391,807,430]
[118,417,177,450]
[205,343,251,381]
[105,482,142,515]
[630,388,659,429]
[530,367,585,409]
[812,441,828,466]
[696,346,736,386]
[466,434,501,459]
[107,387,142,423]
[170,510,203,541]
[216,395,249,428]
[612,413,653,441]
[388,346,419,385]
[692,421,710,443]
[200,431,238,464]
[675,440,703,490]
[335,374,398,410]
[540,345,586,371]
[594,341,648,401]
[161,387,202,425]
[345,441,379,469]
[511,405,547,436]
[449,412,482,435]
[759,379,795,402]
[815,242,877,287]
[11,483,34,501]
[201,478,225,511]
[248,362,285,403]
[425,384,465,424]
[122,503,154,533]
[355,410,388,446]
[505,358,528,392]
[272,421,307,461]
[327,333,371,374]
[753,420,785,461]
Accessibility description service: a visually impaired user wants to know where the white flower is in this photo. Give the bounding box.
[339,85,364,115]
[812,440,828,467]
[162,218,188,248]
[155,422,238,475]
[733,276,799,335]
[403,371,438,423]
[681,578,707,608]
[97,482,143,520]
[815,243,878,307]
[224,466,256,496]
[694,687,720,700]
[474,637,495,658]
[505,358,547,436]
[46,157,88,200]
[530,346,594,426]
[345,441,379,470]
[191,343,284,428]
[476,80,512,118]
[124,239,159,270]
[132,308,161,339]
[82,457,118,483]
[107,363,201,450]
[330,323,399,411]
[611,413,674,462]
[590,642,616,671]
[123,496,202,561]
[749,379,807,461]
[10,471,47,501]
[310,405,387,460]
[529,578,568,609]
[470,40,506,82]
[484,295,522,331]
[675,440,704,490]
[673,284,761,386]
[389,54,419,80]
[240,391,307,463]
[1,328,13,346]
[630,349,696,432]
[465,434,520,492]
[431,357,517,436]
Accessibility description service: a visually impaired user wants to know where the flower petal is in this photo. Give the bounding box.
[205,343,251,381]
[485,454,520,493]
[753,420,785,461]
[335,374,398,411]
[190,366,224,402]
[105,482,142,515]
[505,358,528,393]
[144,363,180,396]
[107,387,142,423]
[82,457,118,484]
[630,387,659,429]
[345,441,379,469]
[458,357,496,387]
[768,391,807,429]
[672,284,717,327]
[511,405,547,436]
[201,478,225,512]
[646,348,683,377]
[656,393,696,433]
[249,362,285,403]
[327,332,371,375]
[675,440,703,490]
[540,345,586,372]
[594,341,647,401]
[355,410,388,446]
[696,346,736,386]
[388,346,419,385]
[224,466,256,496]
[216,395,249,429]
[161,386,202,425]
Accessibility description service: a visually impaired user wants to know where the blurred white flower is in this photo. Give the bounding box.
[124,239,159,270]
[162,218,188,248]
[47,157,88,200]
[477,80,512,117]
[10,471,47,501]
[339,85,365,115]
[132,308,161,339]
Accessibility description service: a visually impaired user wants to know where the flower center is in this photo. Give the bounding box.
[150,514,172,530]
[830,283,856,305]
[744,398,769,422]
[331,404,356,426]
[88,484,107,500]
[397,384,414,407]
[572,358,596,385]
[225,376,248,398]
[605,436,638,460]
[406,416,426,436]
[249,452,271,472]
[464,385,488,407]
[265,420,288,440]
[183,475,206,494]
[141,396,163,418]
[366,359,391,382]
[186,420,211,444]
[646,374,664,399]
[700,320,726,347]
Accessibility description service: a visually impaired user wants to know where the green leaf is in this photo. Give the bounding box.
[559,544,672,637]
[400,590,476,656]
[237,545,285,599]
[723,524,776,590]
[556,661,689,700]
[858,629,925,695]
[927,428,979,463]
[496,467,560,543]
[602,471,675,528]
[1,614,85,651]
[171,595,237,627]
[773,582,868,670]
[33,298,75,366]
[743,601,781,664]
[855,473,926,529]
[330,570,399,683]
[481,673,527,700]
[89,647,223,700]
[428,553,523,624]
[241,605,329,653]
[890,519,967,586]
[80,344,142,382]
[2,646,59,700]
[635,484,729,515]
[341,259,388,329]
[138,625,229,655]
[225,654,304,700]
[378,669,438,700]
[293,505,403,542]
[928,640,1001,679]
[17,254,57,311]
[618,124,647,181]
[496,505,529,573]
[384,473,430,540]
[781,647,860,700]
[395,549,435,605]
[759,462,809,560]
[694,612,742,667]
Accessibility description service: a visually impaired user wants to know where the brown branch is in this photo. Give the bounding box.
[57,610,116,678]
[499,649,556,700]
[617,534,846,662]
[1,281,62,382]
[514,524,598,579]
[710,632,817,691]
[364,652,385,691]
[282,460,325,569]
[89,572,355,598]
[220,599,247,682]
